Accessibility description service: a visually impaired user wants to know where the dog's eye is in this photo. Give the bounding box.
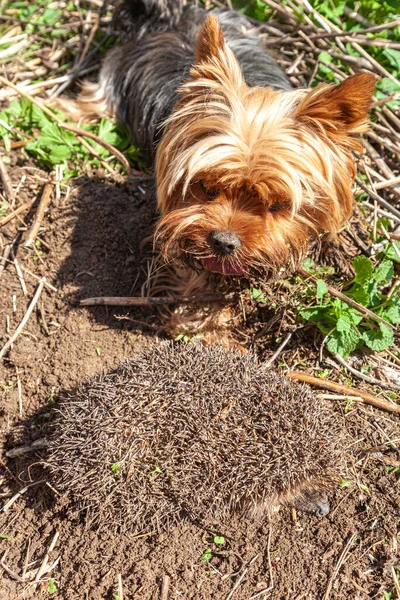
[199,180,218,198]
[269,203,285,212]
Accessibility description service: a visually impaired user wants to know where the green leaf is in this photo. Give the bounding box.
[339,479,351,488]
[250,287,267,302]
[49,145,72,163]
[0,533,11,539]
[373,259,394,283]
[7,99,22,118]
[352,255,373,284]
[201,548,212,562]
[336,315,351,332]
[48,579,58,594]
[316,279,328,299]
[300,257,316,273]
[383,48,400,71]
[42,7,62,25]
[376,78,400,94]
[362,322,394,352]
[381,305,400,325]
[326,327,360,358]
[318,51,333,63]
[345,285,370,307]
[299,306,331,324]
[111,461,124,474]
[213,536,225,545]
[345,307,363,326]
[382,242,400,263]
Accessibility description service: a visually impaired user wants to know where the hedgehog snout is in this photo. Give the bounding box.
[294,491,330,518]
[314,499,330,518]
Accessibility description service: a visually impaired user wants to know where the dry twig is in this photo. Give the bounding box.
[6,438,48,458]
[331,353,400,392]
[0,156,15,202]
[323,532,357,600]
[0,277,46,360]
[80,293,235,306]
[23,182,52,248]
[225,555,259,600]
[263,332,292,368]
[160,574,170,600]
[0,199,33,228]
[286,371,400,414]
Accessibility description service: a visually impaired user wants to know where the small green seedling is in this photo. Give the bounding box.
[147,466,162,485]
[201,548,212,562]
[48,579,58,594]
[339,479,351,488]
[250,287,267,303]
[213,535,225,545]
[111,462,124,474]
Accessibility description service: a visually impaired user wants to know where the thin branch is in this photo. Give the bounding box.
[80,293,235,307]
[286,372,400,414]
[0,277,46,360]
[225,555,259,600]
[0,156,15,202]
[263,332,292,368]
[330,353,400,392]
[355,178,400,220]
[323,532,357,600]
[0,199,33,228]
[6,438,48,458]
[160,574,170,600]
[23,183,52,248]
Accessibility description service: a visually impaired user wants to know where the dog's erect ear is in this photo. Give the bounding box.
[297,73,376,134]
[195,15,226,63]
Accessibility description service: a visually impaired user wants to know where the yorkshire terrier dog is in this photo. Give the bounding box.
[62,0,375,334]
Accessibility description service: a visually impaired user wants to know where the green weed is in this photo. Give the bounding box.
[299,256,399,357]
[111,461,125,474]
[201,548,212,562]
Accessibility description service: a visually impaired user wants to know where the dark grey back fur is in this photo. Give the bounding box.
[100,0,291,162]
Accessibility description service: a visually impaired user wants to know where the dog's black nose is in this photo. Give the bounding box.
[210,230,241,255]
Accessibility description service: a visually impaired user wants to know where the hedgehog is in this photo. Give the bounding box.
[48,343,346,532]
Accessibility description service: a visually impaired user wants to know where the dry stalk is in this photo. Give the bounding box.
[0,277,46,360]
[286,372,400,414]
[23,182,52,248]
[160,574,170,600]
[0,156,15,202]
[323,532,357,600]
[0,199,33,227]
[225,555,259,600]
[329,353,400,392]
[80,293,235,306]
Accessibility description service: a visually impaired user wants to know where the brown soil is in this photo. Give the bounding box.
[0,161,399,599]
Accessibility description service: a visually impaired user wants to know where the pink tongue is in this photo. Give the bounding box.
[203,257,245,276]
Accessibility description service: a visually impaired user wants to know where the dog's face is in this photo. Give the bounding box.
[155,15,375,276]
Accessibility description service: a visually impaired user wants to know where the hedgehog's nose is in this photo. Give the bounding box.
[210,230,241,256]
[315,500,330,518]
